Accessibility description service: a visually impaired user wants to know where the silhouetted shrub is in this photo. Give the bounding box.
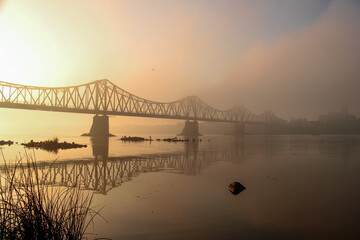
[0,151,100,239]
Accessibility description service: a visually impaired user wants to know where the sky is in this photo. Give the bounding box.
[0,0,359,134]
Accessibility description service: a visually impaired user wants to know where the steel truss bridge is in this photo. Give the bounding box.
[0,150,239,194]
[0,79,279,124]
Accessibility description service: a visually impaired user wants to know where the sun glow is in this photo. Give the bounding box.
[0,30,51,86]
[0,2,54,86]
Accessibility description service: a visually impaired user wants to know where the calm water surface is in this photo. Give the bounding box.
[1,134,359,240]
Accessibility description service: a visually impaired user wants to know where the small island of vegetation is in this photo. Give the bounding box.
[21,138,87,153]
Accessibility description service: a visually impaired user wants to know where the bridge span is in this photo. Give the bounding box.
[0,79,279,136]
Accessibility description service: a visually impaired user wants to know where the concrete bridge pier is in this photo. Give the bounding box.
[233,123,245,136]
[181,120,199,138]
[89,115,109,136]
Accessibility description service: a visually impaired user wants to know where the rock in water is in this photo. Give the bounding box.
[228,182,246,195]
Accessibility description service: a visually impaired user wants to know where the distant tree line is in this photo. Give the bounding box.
[268,109,360,135]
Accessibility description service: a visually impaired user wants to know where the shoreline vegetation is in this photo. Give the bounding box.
[0,151,101,239]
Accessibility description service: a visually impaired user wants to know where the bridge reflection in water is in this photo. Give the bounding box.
[1,138,243,195]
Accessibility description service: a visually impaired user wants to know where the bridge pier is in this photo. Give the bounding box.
[88,115,110,137]
[233,123,245,136]
[180,120,199,138]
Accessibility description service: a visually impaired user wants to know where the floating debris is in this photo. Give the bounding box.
[120,136,190,142]
[120,136,151,142]
[81,132,115,137]
[161,137,188,142]
[228,182,246,195]
[21,138,87,153]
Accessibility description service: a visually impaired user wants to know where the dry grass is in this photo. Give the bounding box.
[0,150,101,240]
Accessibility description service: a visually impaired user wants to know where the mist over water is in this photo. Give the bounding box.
[1,134,359,239]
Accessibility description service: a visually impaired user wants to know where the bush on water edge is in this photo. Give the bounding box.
[0,150,102,240]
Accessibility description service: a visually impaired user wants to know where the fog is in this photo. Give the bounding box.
[202,1,360,119]
[114,0,360,119]
[0,0,359,134]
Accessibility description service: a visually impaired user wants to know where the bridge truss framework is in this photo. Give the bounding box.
[0,79,279,124]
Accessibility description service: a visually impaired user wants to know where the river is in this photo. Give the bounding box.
[0,134,359,240]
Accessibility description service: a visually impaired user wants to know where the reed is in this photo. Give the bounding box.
[0,150,100,239]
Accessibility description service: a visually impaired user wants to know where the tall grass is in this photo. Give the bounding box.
[0,150,101,239]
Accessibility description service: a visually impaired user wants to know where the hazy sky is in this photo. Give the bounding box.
[0,0,359,134]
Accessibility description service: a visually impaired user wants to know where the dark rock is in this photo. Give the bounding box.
[228,182,246,195]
